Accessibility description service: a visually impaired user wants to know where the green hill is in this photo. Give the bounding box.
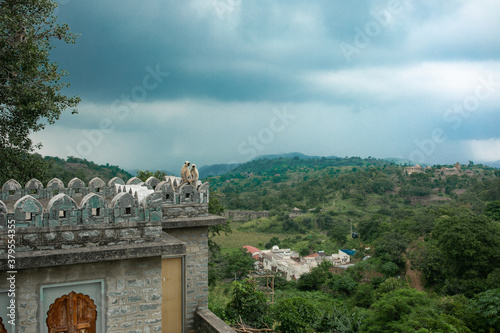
[42,156,134,185]
[206,156,499,213]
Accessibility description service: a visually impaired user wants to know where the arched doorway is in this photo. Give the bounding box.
[46,291,97,333]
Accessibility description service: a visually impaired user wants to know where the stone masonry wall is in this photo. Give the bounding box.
[223,210,269,221]
[0,221,162,253]
[162,204,209,219]
[167,226,209,332]
[0,257,162,333]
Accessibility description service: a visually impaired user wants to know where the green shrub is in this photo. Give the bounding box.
[225,280,271,328]
[274,297,321,333]
[328,275,357,296]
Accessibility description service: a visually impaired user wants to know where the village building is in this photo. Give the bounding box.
[250,246,352,280]
[0,176,234,333]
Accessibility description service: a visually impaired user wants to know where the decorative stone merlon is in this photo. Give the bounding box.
[0,177,211,228]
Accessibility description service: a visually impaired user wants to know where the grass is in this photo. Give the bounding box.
[208,281,234,318]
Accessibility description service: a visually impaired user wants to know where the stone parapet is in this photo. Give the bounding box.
[196,309,236,333]
[0,221,162,253]
[0,232,185,270]
[223,210,269,221]
[0,177,210,228]
[162,215,226,229]
[162,203,210,219]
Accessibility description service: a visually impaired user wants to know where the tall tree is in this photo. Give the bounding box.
[426,209,500,296]
[0,0,80,183]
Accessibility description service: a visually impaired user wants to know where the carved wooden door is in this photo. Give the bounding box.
[0,317,6,333]
[46,291,97,333]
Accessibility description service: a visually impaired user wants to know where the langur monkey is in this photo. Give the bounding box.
[190,164,199,188]
[181,161,191,185]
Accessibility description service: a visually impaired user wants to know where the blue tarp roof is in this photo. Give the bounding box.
[340,249,356,256]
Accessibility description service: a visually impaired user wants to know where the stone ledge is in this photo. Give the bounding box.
[196,309,236,333]
[162,203,209,219]
[0,221,163,252]
[0,232,185,270]
[161,215,226,229]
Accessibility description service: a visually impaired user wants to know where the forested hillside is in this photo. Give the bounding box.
[0,154,135,185]
[206,156,500,332]
[206,156,498,211]
[42,155,133,184]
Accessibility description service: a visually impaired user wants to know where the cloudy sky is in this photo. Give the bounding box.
[32,0,500,173]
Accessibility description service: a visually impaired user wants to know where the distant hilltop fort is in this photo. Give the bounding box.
[404,162,477,177]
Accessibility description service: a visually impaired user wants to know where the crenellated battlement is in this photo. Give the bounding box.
[0,176,210,229]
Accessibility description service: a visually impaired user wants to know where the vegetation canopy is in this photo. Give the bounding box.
[0,0,80,183]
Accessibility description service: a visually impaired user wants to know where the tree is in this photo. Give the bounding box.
[327,219,350,244]
[297,261,332,291]
[135,169,168,182]
[361,288,471,332]
[0,0,80,184]
[485,200,500,221]
[432,209,500,295]
[265,236,280,249]
[223,248,255,280]
[207,190,230,254]
[274,297,321,333]
[225,280,270,328]
[328,274,357,296]
[374,232,408,269]
[470,288,500,332]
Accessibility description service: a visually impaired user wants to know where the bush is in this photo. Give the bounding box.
[328,275,357,296]
[225,280,271,328]
[469,288,500,332]
[274,297,321,333]
[381,261,400,277]
[297,263,332,291]
[318,306,366,333]
[377,277,408,294]
[351,283,375,308]
[361,288,469,332]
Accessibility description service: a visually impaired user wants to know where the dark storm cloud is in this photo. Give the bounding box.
[53,1,500,103]
[31,0,500,170]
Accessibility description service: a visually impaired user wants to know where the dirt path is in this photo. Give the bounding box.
[403,253,424,291]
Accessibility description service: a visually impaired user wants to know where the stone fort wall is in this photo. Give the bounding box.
[0,176,209,230]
